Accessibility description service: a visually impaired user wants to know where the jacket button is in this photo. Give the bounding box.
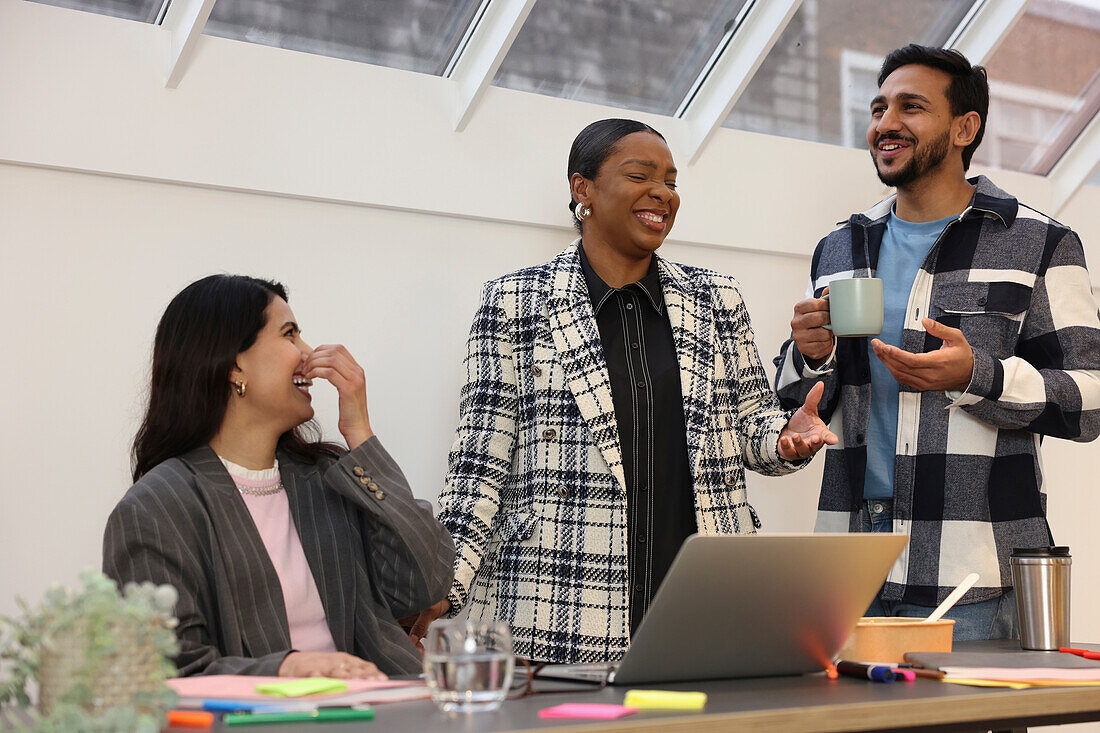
[353,466,365,477]
[557,486,569,498]
[374,490,385,500]
[359,476,371,485]
[977,296,987,306]
[724,474,737,487]
[367,481,380,491]
[856,433,865,444]
[542,428,556,440]
[532,365,542,377]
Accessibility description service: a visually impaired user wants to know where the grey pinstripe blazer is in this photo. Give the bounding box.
[103,437,454,676]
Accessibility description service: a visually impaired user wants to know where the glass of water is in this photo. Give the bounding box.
[423,620,514,713]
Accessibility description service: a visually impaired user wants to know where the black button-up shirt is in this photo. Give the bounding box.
[579,244,696,634]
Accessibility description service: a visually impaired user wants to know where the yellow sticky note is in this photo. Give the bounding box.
[255,678,348,697]
[623,689,707,711]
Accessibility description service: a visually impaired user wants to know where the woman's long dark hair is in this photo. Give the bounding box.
[132,274,342,481]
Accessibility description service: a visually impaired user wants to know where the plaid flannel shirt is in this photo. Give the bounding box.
[774,176,1100,607]
[439,242,802,663]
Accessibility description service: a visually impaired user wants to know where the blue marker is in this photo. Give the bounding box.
[835,660,896,683]
[201,699,318,713]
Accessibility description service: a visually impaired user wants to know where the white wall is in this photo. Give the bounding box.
[2,0,1100,669]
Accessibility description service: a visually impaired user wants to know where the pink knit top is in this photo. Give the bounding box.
[220,457,338,654]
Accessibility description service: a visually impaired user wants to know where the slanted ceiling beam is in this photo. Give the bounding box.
[449,0,538,132]
[946,0,1030,64]
[677,0,802,165]
[162,0,219,89]
[1050,109,1100,216]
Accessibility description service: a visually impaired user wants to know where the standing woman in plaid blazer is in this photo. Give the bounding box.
[415,120,836,664]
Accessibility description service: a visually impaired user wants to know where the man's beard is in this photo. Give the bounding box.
[872,128,951,187]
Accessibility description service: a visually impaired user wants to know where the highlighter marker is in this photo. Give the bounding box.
[224,708,375,726]
[166,710,214,728]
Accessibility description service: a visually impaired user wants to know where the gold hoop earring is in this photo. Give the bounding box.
[234,381,247,398]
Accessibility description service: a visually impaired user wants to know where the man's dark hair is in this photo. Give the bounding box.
[567,119,665,233]
[878,44,989,170]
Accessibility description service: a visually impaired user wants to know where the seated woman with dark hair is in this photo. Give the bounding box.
[104,275,454,678]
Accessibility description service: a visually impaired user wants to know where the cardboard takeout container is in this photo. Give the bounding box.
[837,617,954,663]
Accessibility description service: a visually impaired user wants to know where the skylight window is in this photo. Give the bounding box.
[974,0,1100,175]
[27,0,163,23]
[722,0,976,148]
[203,0,486,76]
[492,0,750,116]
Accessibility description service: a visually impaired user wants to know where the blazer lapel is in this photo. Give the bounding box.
[180,447,292,656]
[658,259,716,485]
[545,243,627,494]
[280,457,357,653]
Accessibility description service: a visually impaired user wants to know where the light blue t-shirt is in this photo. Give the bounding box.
[863,208,955,500]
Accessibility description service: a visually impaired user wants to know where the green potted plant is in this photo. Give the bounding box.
[0,570,179,732]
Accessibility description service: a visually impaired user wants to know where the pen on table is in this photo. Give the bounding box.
[883,662,946,680]
[1061,647,1100,661]
[200,699,318,713]
[835,660,896,683]
[224,708,375,726]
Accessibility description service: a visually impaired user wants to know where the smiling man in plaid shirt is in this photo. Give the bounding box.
[774,45,1100,640]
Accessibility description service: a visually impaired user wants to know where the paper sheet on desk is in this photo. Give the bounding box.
[166,675,428,707]
[940,667,1100,682]
[946,678,1100,689]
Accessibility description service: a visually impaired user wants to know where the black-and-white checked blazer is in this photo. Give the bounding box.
[774,176,1100,608]
[438,242,804,664]
[103,438,455,676]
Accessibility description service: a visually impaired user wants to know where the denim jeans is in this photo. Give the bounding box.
[860,499,1019,641]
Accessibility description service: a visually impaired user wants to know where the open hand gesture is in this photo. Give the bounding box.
[778,382,839,460]
[871,318,973,392]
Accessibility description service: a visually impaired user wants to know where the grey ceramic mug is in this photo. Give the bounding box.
[822,278,884,337]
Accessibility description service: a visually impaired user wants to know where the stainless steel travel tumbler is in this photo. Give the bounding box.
[1010,546,1071,650]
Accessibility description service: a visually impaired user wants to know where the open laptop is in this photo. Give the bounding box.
[536,532,907,685]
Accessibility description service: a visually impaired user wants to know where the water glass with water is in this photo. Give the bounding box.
[423,620,514,713]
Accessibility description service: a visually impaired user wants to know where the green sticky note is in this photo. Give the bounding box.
[254,678,348,697]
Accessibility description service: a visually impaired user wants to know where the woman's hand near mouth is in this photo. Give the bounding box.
[304,344,374,449]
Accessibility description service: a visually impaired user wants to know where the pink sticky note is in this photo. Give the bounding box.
[538,703,638,720]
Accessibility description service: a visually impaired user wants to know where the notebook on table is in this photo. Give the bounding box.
[537,532,908,685]
[906,649,1100,682]
[166,675,428,707]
